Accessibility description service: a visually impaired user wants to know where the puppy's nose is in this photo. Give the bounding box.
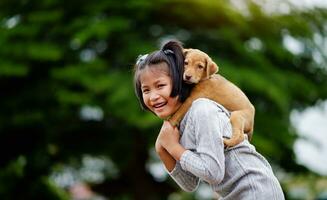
[185,75,191,80]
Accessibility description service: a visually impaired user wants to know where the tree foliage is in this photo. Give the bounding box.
[1,0,327,199]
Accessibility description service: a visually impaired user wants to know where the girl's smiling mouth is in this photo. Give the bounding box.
[153,102,167,109]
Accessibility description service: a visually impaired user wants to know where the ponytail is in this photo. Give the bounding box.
[161,40,185,99]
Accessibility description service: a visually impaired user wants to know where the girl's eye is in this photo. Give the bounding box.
[142,88,149,93]
[158,84,166,88]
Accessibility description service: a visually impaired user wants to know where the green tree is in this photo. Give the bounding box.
[0,0,326,199]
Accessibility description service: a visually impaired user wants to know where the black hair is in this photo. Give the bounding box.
[133,40,192,111]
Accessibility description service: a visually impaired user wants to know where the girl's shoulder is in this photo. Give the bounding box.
[179,98,232,138]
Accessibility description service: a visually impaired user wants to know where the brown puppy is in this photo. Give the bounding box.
[169,48,255,147]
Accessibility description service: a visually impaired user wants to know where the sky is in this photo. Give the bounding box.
[291,101,327,175]
[289,0,327,9]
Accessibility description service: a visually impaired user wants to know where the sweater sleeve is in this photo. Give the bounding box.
[179,98,230,184]
[168,162,200,192]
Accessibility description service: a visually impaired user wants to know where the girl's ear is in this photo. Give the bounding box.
[206,57,219,78]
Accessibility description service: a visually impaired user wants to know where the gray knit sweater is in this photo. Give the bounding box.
[169,98,285,200]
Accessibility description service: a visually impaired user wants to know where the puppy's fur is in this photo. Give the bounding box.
[169,49,255,147]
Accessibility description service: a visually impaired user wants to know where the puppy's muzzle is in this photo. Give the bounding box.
[183,74,196,84]
[184,75,192,81]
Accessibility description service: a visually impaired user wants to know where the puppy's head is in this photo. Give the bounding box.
[183,48,219,84]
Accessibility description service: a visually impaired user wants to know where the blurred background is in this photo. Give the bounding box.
[1,0,327,199]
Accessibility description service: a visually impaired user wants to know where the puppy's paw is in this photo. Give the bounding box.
[223,134,244,147]
[168,118,179,127]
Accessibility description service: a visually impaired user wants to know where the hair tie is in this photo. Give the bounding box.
[136,54,148,65]
[163,49,174,55]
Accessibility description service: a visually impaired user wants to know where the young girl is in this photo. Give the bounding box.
[133,40,285,199]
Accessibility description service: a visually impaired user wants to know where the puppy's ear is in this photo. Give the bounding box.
[183,48,191,56]
[206,57,219,77]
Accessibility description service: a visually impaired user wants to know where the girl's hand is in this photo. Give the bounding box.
[158,121,180,149]
[157,121,185,161]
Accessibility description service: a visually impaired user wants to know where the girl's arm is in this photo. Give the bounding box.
[156,121,200,192]
[155,136,176,171]
[162,99,229,184]
[180,99,228,184]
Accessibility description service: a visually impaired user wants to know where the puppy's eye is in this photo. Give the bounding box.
[184,61,188,65]
[198,65,204,69]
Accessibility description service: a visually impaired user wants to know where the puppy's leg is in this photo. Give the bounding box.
[243,106,255,141]
[244,119,254,141]
[224,111,246,147]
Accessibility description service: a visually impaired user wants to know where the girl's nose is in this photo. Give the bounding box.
[149,91,160,101]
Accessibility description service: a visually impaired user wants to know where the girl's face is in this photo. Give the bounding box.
[139,63,181,119]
